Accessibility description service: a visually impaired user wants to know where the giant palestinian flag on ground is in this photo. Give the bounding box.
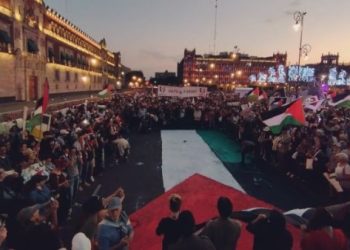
[81,129,340,250]
[261,99,305,134]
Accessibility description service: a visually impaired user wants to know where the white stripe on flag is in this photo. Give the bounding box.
[263,112,289,127]
[161,130,245,193]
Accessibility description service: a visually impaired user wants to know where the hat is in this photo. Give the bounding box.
[107,197,122,210]
[17,204,43,224]
[82,196,105,215]
[72,232,92,250]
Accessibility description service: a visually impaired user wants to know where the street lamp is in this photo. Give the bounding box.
[293,11,309,80]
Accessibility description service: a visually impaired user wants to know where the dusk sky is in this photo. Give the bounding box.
[45,0,350,78]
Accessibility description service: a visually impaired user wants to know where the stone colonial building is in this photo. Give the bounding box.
[0,0,122,102]
[177,49,287,87]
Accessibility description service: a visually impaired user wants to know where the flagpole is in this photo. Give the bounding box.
[22,106,28,139]
[40,78,49,140]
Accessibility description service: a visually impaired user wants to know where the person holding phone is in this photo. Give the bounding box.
[97,197,133,250]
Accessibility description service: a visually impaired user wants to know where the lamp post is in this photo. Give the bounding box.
[293,11,309,81]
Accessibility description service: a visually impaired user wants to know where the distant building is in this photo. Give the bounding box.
[125,71,145,88]
[0,0,124,102]
[155,71,176,79]
[118,64,131,89]
[306,53,350,84]
[177,49,287,87]
[150,70,178,86]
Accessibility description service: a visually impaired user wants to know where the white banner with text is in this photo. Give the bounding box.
[157,85,208,98]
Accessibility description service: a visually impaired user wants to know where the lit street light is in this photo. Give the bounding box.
[90,58,97,66]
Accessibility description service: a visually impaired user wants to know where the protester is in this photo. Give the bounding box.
[247,210,293,250]
[0,88,350,249]
[300,207,347,250]
[201,196,241,250]
[156,194,182,250]
[335,152,350,191]
[169,210,215,250]
[97,197,133,250]
[341,211,350,250]
[113,134,130,163]
[26,175,51,204]
[14,200,62,250]
[72,187,126,250]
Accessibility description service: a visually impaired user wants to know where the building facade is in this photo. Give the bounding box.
[306,53,350,83]
[125,70,145,88]
[177,49,287,87]
[150,70,178,86]
[0,0,122,102]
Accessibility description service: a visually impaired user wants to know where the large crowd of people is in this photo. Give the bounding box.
[156,193,350,250]
[0,88,350,249]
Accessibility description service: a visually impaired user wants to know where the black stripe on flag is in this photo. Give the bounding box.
[332,90,350,103]
[35,97,43,110]
[261,101,295,121]
[261,100,295,121]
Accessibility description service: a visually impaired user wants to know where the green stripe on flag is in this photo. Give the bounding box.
[197,130,243,164]
[26,114,42,132]
[269,115,302,134]
[98,89,110,98]
[336,100,350,109]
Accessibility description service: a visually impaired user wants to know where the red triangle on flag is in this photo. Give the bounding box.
[252,87,260,96]
[129,174,301,250]
[286,99,305,124]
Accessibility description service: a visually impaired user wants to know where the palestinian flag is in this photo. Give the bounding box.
[303,96,325,112]
[261,99,305,134]
[246,87,268,101]
[98,84,113,98]
[33,78,49,115]
[121,129,329,250]
[26,78,49,138]
[28,99,47,137]
[328,91,350,108]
